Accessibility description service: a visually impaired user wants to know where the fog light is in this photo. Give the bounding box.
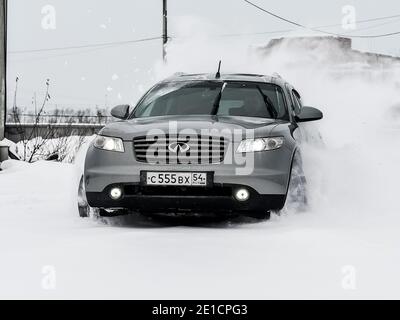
[110,187,122,200]
[234,188,250,202]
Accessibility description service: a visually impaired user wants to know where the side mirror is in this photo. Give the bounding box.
[295,106,323,123]
[111,105,130,120]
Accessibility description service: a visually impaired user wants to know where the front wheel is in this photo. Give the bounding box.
[77,176,98,218]
[281,152,308,213]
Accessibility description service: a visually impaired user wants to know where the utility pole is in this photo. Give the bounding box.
[0,0,6,142]
[162,0,168,63]
[0,0,8,166]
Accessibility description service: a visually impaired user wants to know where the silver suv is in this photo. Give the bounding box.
[78,73,323,219]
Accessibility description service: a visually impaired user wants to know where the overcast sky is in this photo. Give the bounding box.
[7,0,400,112]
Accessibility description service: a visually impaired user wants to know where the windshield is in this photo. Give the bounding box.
[133,81,288,119]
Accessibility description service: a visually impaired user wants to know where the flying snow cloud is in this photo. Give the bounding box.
[152,18,400,218]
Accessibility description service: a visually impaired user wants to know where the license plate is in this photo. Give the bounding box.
[145,172,208,186]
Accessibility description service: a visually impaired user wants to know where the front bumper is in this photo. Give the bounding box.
[85,140,292,188]
[86,183,286,213]
[84,141,293,212]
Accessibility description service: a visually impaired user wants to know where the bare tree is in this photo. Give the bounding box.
[10,77,106,163]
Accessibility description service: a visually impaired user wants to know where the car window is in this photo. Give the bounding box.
[134,81,288,120]
[134,81,222,118]
[217,84,269,118]
[218,100,243,115]
[217,83,287,119]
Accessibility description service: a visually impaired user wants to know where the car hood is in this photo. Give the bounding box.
[101,115,284,140]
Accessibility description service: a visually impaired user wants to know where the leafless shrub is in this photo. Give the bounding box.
[10,77,97,163]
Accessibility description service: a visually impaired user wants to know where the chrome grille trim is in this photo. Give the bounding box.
[133,135,226,164]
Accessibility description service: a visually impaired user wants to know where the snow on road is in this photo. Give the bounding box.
[1,154,400,299]
[2,35,400,299]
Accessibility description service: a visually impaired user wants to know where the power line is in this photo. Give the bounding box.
[314,14,400,29]
[345,17,400,34]
[9,44,120,63]
[8,3,400,60]
[6,89,106,104]
[244,0,302,28]
[9,36,162,54]
[9,9,400,58]
[170,12,400,39]
[243,0,400,38]
[220,15,400,37]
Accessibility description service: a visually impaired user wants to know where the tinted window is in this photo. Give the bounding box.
[134,81,222,118]
[134,81,287,119]
[218,83,287,119]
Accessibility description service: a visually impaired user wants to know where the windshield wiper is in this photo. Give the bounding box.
[256,85,278,119]
[211,83,227,115]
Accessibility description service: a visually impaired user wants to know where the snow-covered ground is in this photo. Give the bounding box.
[2,37,400,299]
[1,152,400,299]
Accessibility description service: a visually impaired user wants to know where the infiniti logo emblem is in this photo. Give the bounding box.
[168,142,190,153]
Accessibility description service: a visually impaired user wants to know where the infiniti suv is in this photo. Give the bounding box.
[78,73,323,219]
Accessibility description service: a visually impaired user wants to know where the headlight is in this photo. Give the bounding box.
[94,135,125,153]
[236,137,284,153]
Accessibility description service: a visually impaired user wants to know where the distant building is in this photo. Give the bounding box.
[256,36,400,68]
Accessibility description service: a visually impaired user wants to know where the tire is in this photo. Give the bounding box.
[77,176,97,218]
[98,209,128,217]
[281,151,308,213]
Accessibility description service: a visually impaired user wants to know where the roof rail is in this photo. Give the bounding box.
[229,73,264,77]
[173,72,186,77]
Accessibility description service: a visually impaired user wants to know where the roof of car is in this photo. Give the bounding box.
[161,73,287,86]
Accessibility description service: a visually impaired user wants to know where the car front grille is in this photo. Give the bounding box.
[133,135,226,164]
